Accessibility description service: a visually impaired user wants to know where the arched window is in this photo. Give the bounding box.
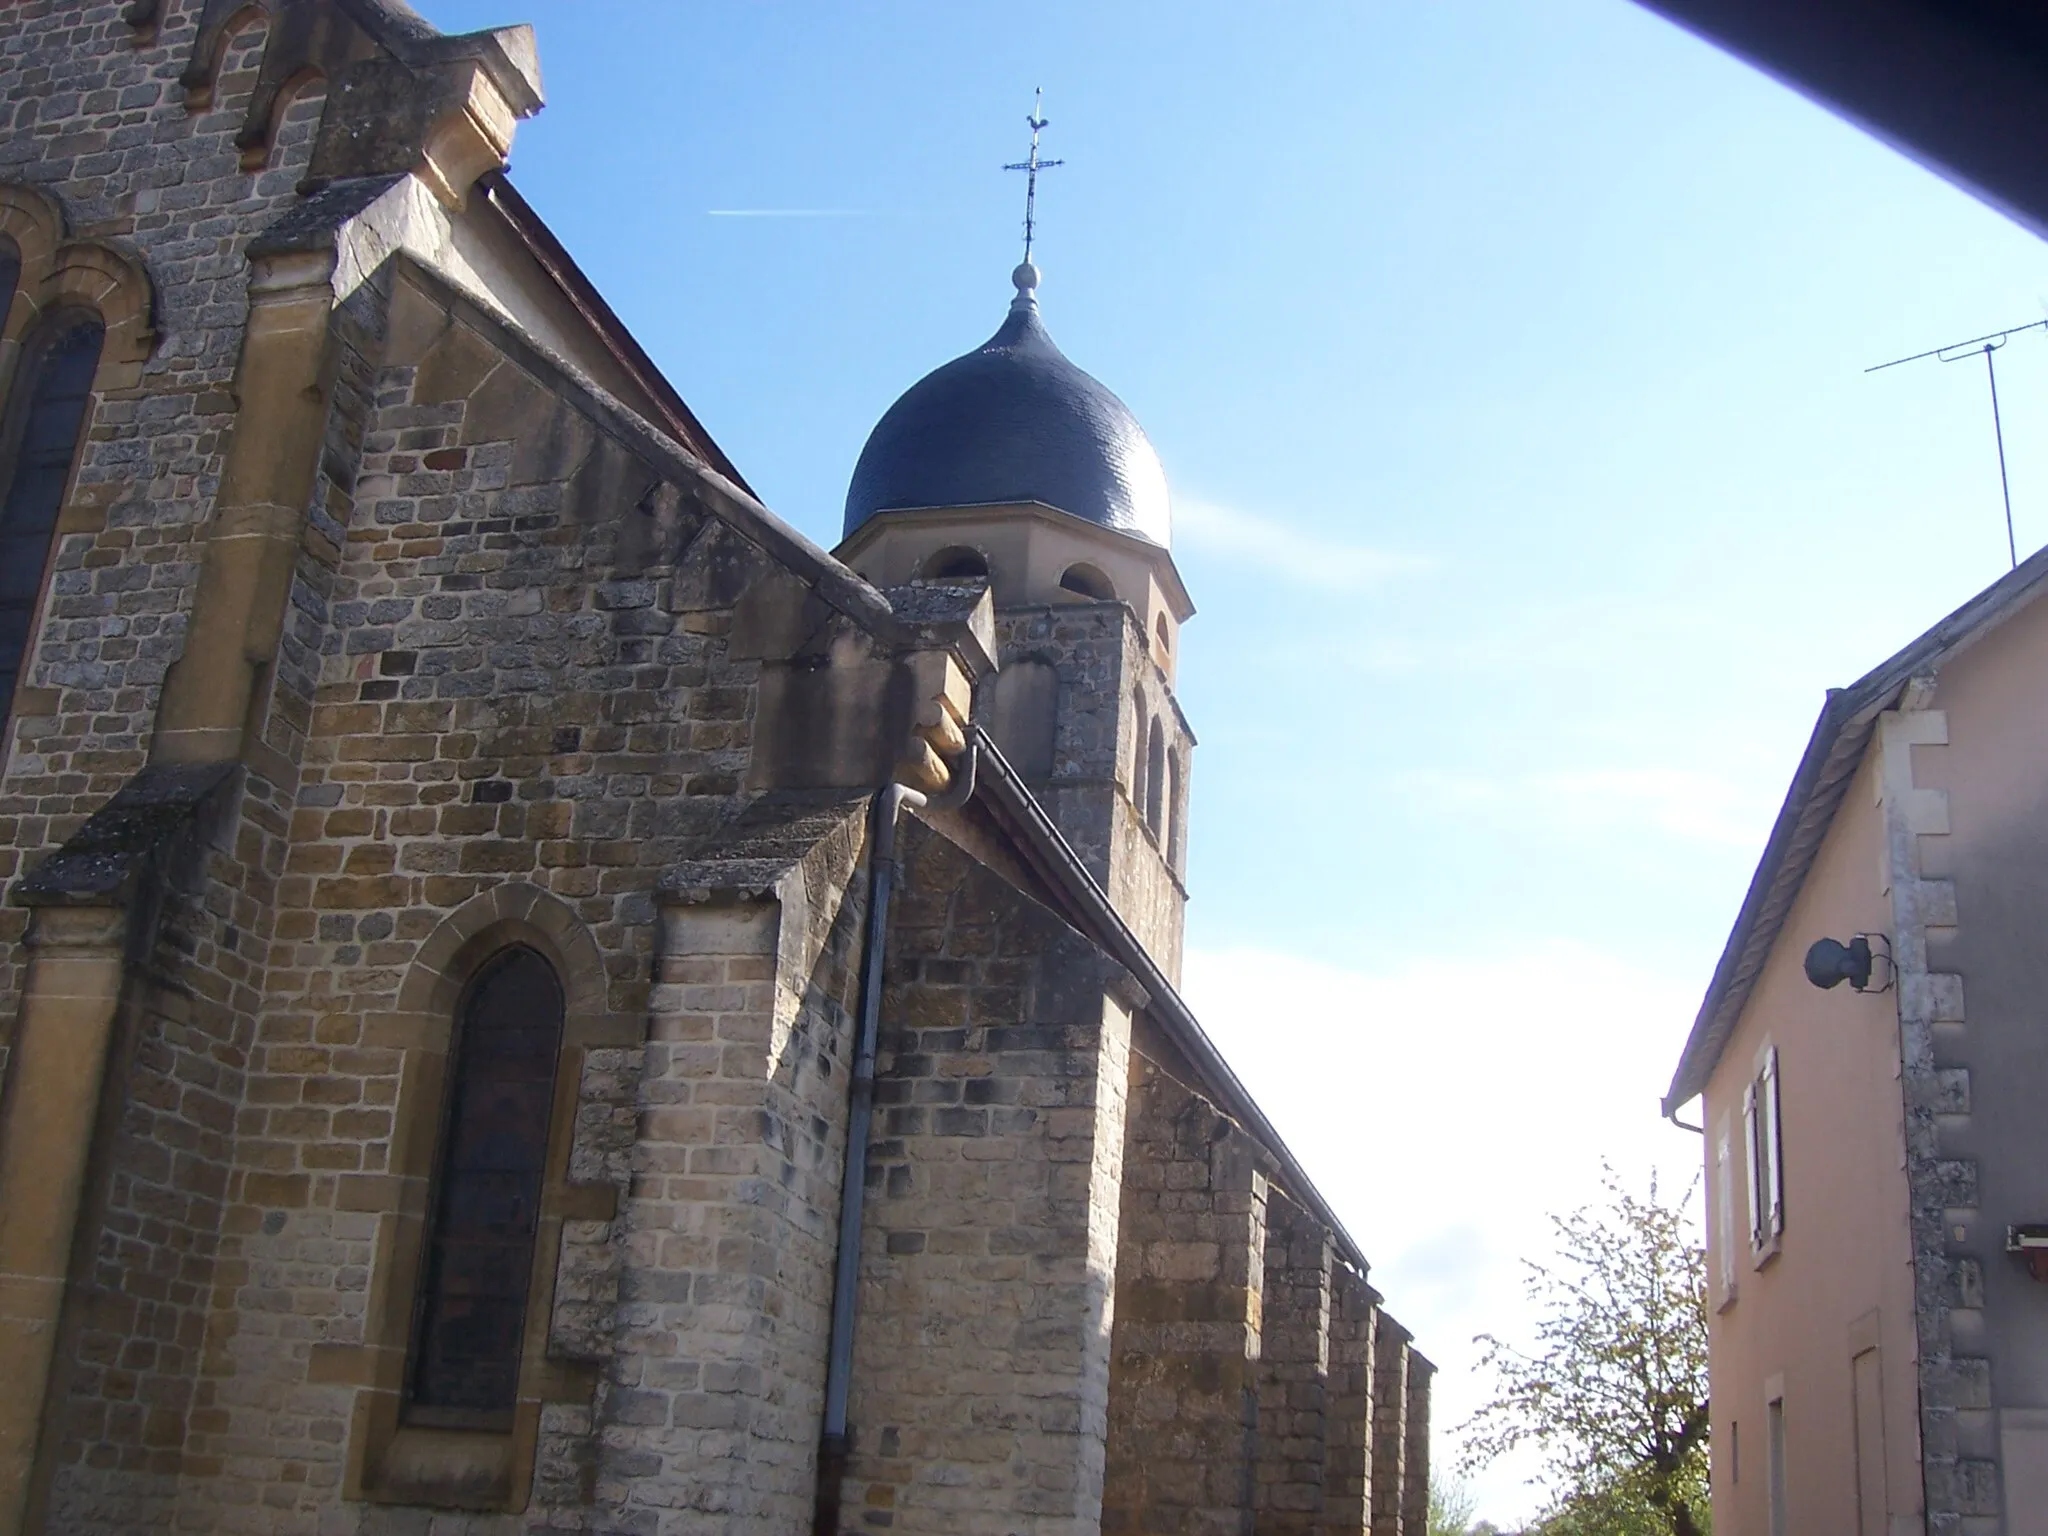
[1145,718,1166,837]
[1164,748,1182,869]
[0,242,20,328]
[0,313,104,726]
[407,945,566,1422]
[1131,699,1149,814]
[1154,613,1172,657]
[920,545,989,581]
[1058,562,1115,601]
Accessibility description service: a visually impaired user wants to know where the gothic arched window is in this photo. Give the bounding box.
[406,945,566,1422]
[1144,718,1166,837]
[0,313,103,726]
[0,243,20,329]
[1164,748,1182,870]
[1132,700,1149,815]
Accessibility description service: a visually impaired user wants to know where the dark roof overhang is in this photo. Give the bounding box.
[1632,0,2048,239]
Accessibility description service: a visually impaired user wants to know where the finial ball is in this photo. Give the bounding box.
[1012,260,1040,294]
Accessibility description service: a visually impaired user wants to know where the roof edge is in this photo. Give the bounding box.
[1664,541,2048,1112]
[968,727,1378,1284]
[476,173,754,495]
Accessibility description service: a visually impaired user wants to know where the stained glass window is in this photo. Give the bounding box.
[0,246,19,333]
[0,315,103,726]
[407,946,564,1420]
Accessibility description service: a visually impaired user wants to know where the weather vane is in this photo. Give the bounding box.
[1003,88,1064,265]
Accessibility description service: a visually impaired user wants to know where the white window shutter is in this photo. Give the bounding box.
[1743,1081,1763,1249]
[1763,1046,1785,1238]
[1714,1116,1736,1297]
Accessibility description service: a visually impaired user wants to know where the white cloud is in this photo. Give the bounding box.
[1175,498,1433,592]
[1394,763,1774,849]
[1179,940,1705,1526]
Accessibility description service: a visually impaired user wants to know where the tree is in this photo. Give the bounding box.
[1428,1473,1478,1536]
[1460,1166,1709,1536]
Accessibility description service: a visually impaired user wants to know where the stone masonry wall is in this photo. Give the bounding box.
[594,807,867,1536]
[1102,1060,1268,1536]
[1255,1190,1334,1536]
[1369,1324,1409,1536]
[990,604,1187,984]
[1101,1060,1416,1536]
[0,3,326,1032]
[145,263,834,1534]
[1322,1269,1379,1536]
[843,815,1134,1536]
[1878,699,1997,1532]
[1399,1356,1432,1536]
[33,178,384,1536]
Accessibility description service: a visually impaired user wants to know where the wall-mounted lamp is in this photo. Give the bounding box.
[2007,1225,2048,1282]
[1802,933,1894,994]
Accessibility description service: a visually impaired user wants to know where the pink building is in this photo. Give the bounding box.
[1666,558,2048,1535]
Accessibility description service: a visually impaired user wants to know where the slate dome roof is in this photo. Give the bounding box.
[843,265,1172,548]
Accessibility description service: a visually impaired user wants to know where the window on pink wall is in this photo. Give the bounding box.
[1743,1045,1784,1262]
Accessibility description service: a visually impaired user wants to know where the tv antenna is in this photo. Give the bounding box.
[1869,318,2048,570]
[1003,88,1064,266]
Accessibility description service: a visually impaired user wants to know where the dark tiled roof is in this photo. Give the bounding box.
[844,294,1172,548]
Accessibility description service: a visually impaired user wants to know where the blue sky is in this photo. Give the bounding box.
[426,0,2048,1519]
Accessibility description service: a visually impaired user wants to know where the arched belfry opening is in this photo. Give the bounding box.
[1060,561,1115,601]
[919,545,989,581]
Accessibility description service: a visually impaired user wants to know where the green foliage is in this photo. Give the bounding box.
[1428,1472,1479,1536]
[1460,1166,1710,1536]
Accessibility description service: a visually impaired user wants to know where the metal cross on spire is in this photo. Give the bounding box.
[1003,88,1064,265]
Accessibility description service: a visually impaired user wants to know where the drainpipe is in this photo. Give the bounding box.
[814,733,980,1536]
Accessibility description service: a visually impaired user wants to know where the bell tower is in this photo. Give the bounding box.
[837,213,1195,977]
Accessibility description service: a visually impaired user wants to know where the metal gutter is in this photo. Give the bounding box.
[814,746,980,1536]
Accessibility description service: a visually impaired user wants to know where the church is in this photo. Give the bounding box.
[0,3,1432,1533]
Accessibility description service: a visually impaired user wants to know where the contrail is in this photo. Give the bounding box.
[705,208,871,218]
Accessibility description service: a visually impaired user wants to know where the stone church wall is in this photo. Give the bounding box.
[596,808,869,1535]
[30,194,383,1536]
[14,216,933,1530]
[1256,1190,1337,1536]
[0,9,1431,1535]
[1322,1268,1382,1536]
[842,817,1135,1536]
[0,5,327,1042]
[990,605,1188,985]
[1101,1060,1269,1536]
[161,263,788,1533]
[1100,1059,1422,1536]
